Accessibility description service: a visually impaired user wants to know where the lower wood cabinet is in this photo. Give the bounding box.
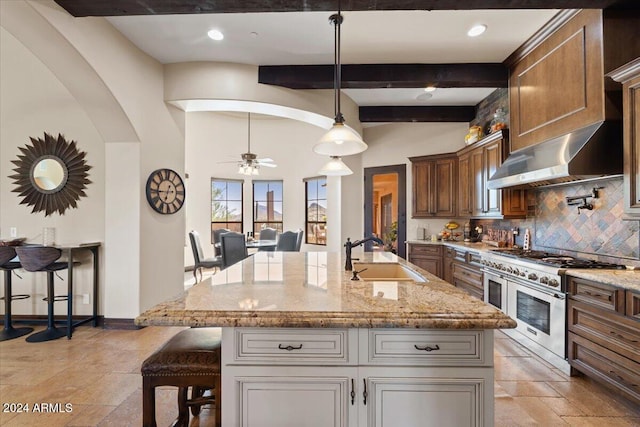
[222,327,495,427]
[567,276,640,405]
[408,244,443,279]
[449,248,483,300]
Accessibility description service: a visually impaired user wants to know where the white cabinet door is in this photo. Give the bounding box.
[224,366,358,427]
[358,367,493,427]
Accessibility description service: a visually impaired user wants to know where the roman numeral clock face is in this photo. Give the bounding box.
[145,168,185,214]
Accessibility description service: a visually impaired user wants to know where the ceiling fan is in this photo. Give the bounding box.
[221,112,277,176]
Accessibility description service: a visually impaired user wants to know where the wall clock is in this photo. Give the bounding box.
[145,168,185,214]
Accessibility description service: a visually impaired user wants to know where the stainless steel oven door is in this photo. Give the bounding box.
[507,279,566,359]
[483,269,508,314]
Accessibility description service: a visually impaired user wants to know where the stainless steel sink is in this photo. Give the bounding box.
[352,262,427,282]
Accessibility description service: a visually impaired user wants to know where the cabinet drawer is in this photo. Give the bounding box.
[628,290,640,320]
[567,277,625,313]
[452,263,482,284]
[231,328,354,365]
[410,244,441,256]
[569,332,640,405]
[361,329,489,366]
[568,299,640,362]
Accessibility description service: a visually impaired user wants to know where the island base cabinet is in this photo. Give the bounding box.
[223,366,357,427]
[360,367,493,427]
[223,328,495,426]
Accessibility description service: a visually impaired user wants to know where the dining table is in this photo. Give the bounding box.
[244,239,277,250]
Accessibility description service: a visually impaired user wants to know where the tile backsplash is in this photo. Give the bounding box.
[534,178,639,260]
[475,177,639,265]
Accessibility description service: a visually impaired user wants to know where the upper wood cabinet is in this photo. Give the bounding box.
[507,9,640,152]
[609,58,640,219]
[457,130,527,219]
[409,153,457,218]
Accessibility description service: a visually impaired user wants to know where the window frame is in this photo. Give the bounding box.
[252,180,284,238]
[210,178,244,242]
[304,176,327,246]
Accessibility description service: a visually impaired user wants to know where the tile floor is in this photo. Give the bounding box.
[1,324,639,426]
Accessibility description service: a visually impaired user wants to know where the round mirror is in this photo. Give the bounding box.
[11,132,92,216]
[31,157,67,192]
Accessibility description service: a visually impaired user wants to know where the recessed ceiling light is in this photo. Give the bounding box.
[424,86,437,92]
[207,29,224,41]
[250,32,259,38]
[467,24,487,37]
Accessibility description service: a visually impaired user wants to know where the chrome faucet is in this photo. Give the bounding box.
[344,236,384,271]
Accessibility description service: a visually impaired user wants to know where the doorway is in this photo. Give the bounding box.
[364,165,407,259]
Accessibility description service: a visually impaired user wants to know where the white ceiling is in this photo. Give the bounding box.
[107,9,558,108]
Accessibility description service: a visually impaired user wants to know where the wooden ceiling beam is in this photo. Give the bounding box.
[259,63,507,89]
[359,106,476,123]
[54,0,637,17]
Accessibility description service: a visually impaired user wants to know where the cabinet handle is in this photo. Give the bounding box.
[350,378,355,405]
[414,344,440,352]
[278,344,303,351]
[609,331,639,343]
[363,379,368,405]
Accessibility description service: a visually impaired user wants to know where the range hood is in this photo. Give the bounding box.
[487,121,622,190]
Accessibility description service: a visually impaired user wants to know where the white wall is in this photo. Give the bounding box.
[0,28,105,315]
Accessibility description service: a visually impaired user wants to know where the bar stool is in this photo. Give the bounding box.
[15,246,70,342]
[0,246,33,341]
[141,328,222,427]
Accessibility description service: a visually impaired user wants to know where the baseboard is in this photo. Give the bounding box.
[102,318,143,330]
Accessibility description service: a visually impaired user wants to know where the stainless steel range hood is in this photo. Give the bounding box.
[487,121,622,189]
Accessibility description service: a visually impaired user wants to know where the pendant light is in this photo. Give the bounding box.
[313,2,367,157]
[318,156,353,176]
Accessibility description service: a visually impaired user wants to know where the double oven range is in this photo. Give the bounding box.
[481,249,625,361]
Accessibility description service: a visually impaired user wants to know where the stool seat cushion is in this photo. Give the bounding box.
[141,328,221,377]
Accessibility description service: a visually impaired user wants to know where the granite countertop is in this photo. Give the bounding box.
[406,239,491,254]
[136,251,516,330]
[565,269,640,292]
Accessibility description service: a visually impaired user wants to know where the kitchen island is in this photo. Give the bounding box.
[136,251,515,427]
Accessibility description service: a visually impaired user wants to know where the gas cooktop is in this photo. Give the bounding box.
[489,248,626,269]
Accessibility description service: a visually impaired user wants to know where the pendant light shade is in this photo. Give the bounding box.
[314,6,367,157]
[318,156,353,176]
[314,123,367,156]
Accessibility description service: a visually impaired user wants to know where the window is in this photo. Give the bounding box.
[211,179,243,241]
[305,177,326,245]
[253,180,283,238]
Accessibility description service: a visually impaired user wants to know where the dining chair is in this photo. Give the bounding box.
[295,229,304,252]
[258,227,277,252]
[212,228,230,257]
[14,246,73,342]
[0,246,33,341]
[220,232,248,269]
[276,231,299,252]
[189,231,222,284]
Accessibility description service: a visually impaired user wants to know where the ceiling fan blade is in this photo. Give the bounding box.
[256,158,274,163]
[258,162,277,168]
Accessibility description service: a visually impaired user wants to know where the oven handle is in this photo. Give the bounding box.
[482,268,565,300]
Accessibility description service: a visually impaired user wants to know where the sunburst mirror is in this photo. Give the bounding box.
[10,132,92,216]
